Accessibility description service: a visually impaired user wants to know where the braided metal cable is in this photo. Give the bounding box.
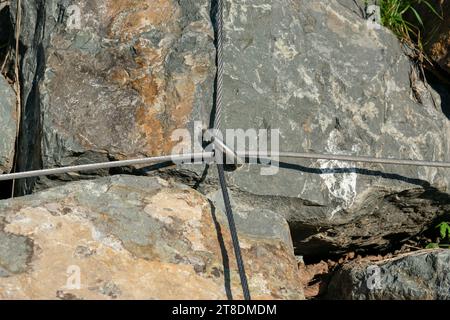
[216,163,251,300]
[0,153,214,181]
[2,151,450,182]
[212,0,251,300]
[214,0,224,130]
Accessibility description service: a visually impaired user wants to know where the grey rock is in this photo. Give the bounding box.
[0,230,33,277]
[0,74,16,174]
[193,0,450,257]
[327,250,450,300]
[9,0,450,259]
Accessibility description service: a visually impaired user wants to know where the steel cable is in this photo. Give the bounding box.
[212,0,252,300]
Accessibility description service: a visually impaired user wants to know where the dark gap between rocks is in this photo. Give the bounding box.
[0,6,14,79]
[298,186,450,265]
[0,4,13,79]
[0,4,14,200]
[0,180,13,200]
[425,68,450,120]
[14,2,47,197]
[298,213,449,266]
[0,1,47,198]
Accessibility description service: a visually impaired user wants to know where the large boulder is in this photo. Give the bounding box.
[0,74,16,174]
[327,250,450,300]
[190,0,450,258]
[10,0,215,194]
[0,175,303,299]
[413,0,450,75]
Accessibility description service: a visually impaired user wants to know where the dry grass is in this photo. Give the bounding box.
[11,0,21,197]
[380,0,443,62]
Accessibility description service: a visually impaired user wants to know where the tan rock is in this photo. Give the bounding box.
[0,176,304,300]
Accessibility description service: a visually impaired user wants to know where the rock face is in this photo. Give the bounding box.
[11,0,215,194]
[327,250,450,300]
[9,0,450,259]
[189,0,450,257]
[0,175,303,299]
[0,74,16,174]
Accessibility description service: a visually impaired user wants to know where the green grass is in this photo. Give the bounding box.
[379,0,443,57]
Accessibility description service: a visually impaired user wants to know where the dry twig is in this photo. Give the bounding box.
[11,0,22,198]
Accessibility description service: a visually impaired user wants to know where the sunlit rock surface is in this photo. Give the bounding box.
[0,175,304,300]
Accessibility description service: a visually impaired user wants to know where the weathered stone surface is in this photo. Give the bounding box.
[0,74,16,174]
[327,250,450,300]
[188,0,450,258]
[10,0,450,260]
[0,175,304,299]
[11,0,215,193]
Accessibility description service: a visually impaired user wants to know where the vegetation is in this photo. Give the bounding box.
[426,222,450,249]
[378,0,443,61]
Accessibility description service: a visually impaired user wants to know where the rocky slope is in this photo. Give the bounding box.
[9,0,450,257]
[0,175,303,299]
[0,0,449,300]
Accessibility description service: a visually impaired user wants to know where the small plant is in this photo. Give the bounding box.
[379,0,443,61]
[426,221,450,249]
